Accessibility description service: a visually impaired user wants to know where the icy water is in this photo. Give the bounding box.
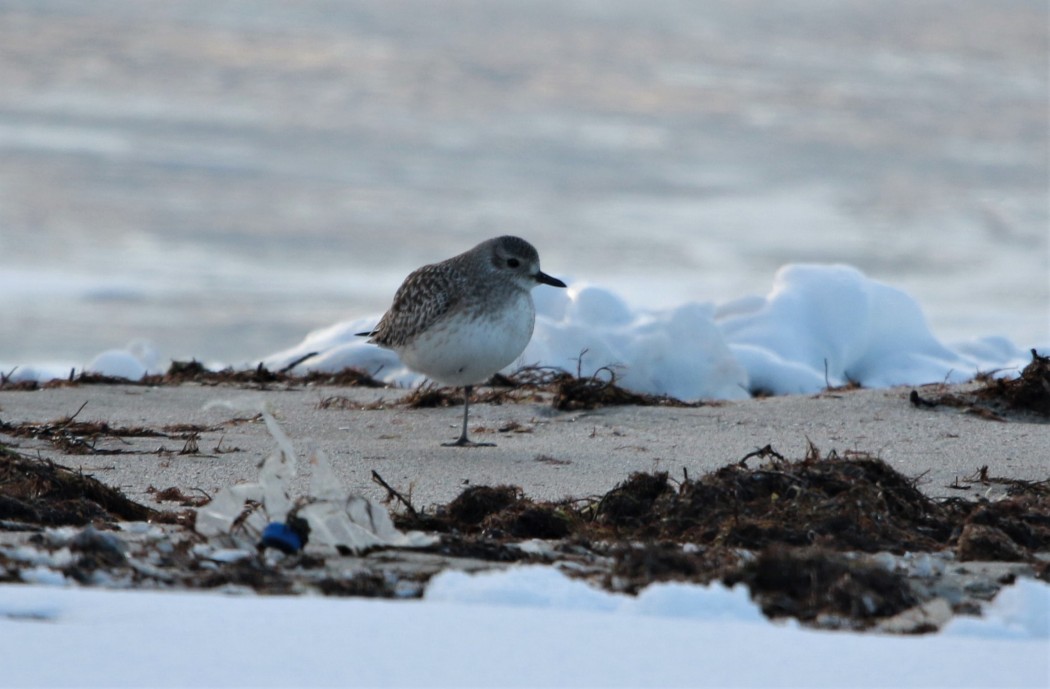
[0,0,1046,368]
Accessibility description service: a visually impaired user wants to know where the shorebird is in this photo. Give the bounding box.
[360,236,566,446]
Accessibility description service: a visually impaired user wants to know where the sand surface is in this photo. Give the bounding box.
[1,382,1045,508]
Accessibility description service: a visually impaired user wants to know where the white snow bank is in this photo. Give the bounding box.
[719,264,1005,395]
[257,263,1031,399]
[7,264,1035,400]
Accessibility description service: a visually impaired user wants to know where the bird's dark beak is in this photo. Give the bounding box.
[535,271,567,288]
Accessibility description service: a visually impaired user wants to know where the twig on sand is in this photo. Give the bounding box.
[58,401,90,429]
[738,443,786,467]
[371,470,419,519]
[279,352,319,374]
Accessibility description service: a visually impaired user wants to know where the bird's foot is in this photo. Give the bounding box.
[442,435,496,448]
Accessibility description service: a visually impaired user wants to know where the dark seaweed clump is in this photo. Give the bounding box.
[975,349,1050,417]
[393,450,1050,580]
[910,349,1050,420]
[0,444,156,526]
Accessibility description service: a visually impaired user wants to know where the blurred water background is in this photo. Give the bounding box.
[0,0,1046,368]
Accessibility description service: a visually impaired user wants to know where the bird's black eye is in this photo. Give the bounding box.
[507,258,520,268]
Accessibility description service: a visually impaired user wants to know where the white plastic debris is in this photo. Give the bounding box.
[194,413,436,553]
[295,443,435,551]
[194,481,265,539]
[207,548,254,564]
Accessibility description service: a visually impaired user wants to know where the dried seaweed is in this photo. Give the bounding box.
[0,403,204,455]
[10,360,714,413]
[910,349,1050,421]
[401,386,462,409]
[552,368,700,411]
[22,361,388,390]
[975,349,1050,417]
[318,571,402,597]
[445,485,523,526]
[391,451,1049,560]
[731,546,918,628]
[0,443,156,525]
[608,542,741,594]
[147,485,210,507]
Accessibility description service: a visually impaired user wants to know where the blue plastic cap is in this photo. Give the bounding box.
[259,522,304,554]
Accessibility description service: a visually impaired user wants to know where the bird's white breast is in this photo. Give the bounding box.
[397,290,535,387]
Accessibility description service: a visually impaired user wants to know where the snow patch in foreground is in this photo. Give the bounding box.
[425,564,1049,639]
[0,569,1046,688]
[942,577,1050,640]
[425,564,766,622]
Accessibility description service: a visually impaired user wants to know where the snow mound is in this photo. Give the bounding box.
[425,564,765,623]
[259,264,1028,400]
[719,264,997,394]
[85,344,158,380]
[11,264,1034,400]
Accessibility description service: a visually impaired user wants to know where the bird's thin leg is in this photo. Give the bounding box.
[458,386,471,443]
[443,385,495,447]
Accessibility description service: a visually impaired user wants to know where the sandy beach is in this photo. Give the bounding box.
[1,379,1046,509]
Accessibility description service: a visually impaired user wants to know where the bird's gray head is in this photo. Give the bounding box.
[484,236,567,291]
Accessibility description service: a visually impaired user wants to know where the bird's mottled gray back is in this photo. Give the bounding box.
[368,236,541,349]
[368,260,468,348]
